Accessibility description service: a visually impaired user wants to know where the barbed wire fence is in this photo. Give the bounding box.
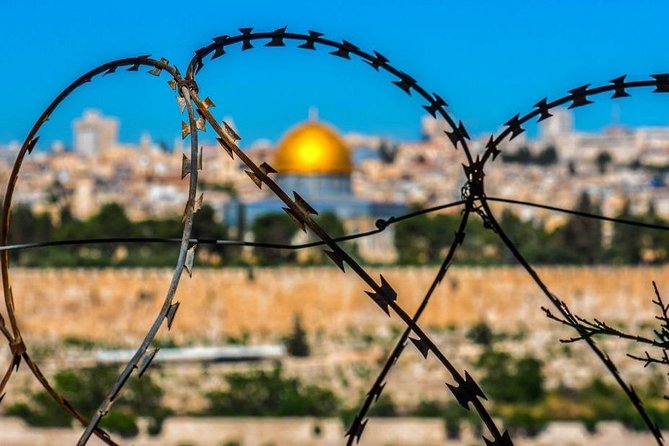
[0,27,667,446]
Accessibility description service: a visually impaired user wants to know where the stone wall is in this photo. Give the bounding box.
[0,417,665,446]
[5,266,666,344]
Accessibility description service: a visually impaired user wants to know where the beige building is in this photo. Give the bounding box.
[73,109,118,156]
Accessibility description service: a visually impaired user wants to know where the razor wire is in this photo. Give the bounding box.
[0,26,667,446]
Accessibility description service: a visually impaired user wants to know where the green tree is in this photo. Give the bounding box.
[466,321,494,346]
[642,201,669,263]
[8,205,54,265]
[368,393,397,417]
[411,400,480,440]
[394,211,459,264]
[80,202,134,261]
[308,211,352,264]
[284,315,310,357]
[85,202,134,238]
[501,146,532,164]
[191,204,226,240]
[251,212,298,264]
[476,350,544,404]
[379,140,399,164]
[536,145,558,165]
[6,365,168,437]
[595,150,613,174]
[457,216,501,264]
[514,356,545,403]
[504,406,547,437]
[496,208,553,264]
[190,204,236,264]
[608,200,642,263]
[314,211,345,238]
[554,191,603,264]
[204,366,339,417]
[8,205,53,243]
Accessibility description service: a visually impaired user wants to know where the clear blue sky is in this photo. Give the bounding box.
[2,0,669,148]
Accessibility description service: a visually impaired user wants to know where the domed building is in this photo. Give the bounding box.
[225,117,405,262]
[274,120,353,199]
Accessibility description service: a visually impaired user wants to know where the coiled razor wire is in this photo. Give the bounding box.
[0,27,668,446]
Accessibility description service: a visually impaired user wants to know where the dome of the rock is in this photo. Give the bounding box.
[273,121,352,175]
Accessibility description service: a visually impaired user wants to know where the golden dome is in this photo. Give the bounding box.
[274,121,352,175]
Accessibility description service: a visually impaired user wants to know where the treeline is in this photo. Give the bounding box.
[459,321,669,436]
[8,203,236,267]
[395,192,669,265]
[8,354,668,439]
[6,203,351,267]
[6,191,669,267]
[5,319,668,439]
[500,145,559,166]
[7,365,168,437]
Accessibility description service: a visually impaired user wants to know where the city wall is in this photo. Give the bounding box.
[6,266,666,344]
[0,416,665,446]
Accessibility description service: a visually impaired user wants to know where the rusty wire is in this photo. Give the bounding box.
[0,27,668,446]
[0,56,184,446]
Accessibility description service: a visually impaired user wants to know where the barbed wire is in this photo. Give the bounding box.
[0,56,185,446]
[5,196,667,255]
[543,282,669,374]
[474,75,669,444]
[76,81,204,445]
[1,26,668,446]
[185,28,514,445]
[186,28,669,445]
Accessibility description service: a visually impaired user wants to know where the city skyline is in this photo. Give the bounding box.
[2,1,669,147]
[2,6,669,445]
[2,104,669,153]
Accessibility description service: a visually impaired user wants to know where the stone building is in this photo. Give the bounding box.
[225,117,405,262]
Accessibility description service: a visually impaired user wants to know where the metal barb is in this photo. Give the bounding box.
[245,170,263,189]
[26,137,39,155]
[364,50,389,70]
[177,97,187,113]
[345,416,368,444]
[324,249,346,272]
[216,137,234,159]
[184,245,197,277]
[330,40,358,59]
[409,336,430,358]
[446,371,487,410]
[4,29,669,446]
[166,302,180,330]
[534,98,552,121]
[484,431,513,446]
[568,84,594,109]
[238,27,254,50]
[445,121,470,149]
[137,348,159,377]
[504,114,525,140]
[223,121,240,141]
[610,75,630,98]
[283,207,306,232]
[392,71,417,95]
[265,26,288,47]
[423,93,447,117]
[181,154,190,179]
[298,30,324,50]
[651,74,669,92]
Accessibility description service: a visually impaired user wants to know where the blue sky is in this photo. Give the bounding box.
[2,1,669,148]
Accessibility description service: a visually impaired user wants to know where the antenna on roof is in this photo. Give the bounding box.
[308,106,319,122]
[612,103,621,126]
